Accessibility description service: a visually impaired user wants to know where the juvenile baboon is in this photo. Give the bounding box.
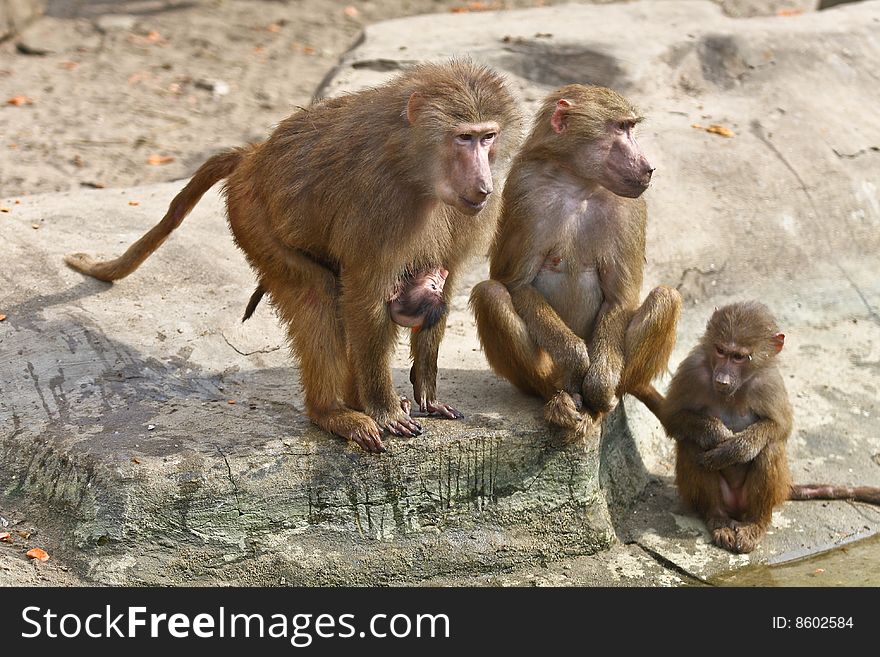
[470,84,681,437]
[66,60,522,453]
[664,301,880,554]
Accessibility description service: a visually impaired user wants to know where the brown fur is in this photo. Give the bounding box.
[66,149,248,281]
[470,85,681,439]
[663,301,880,554]
[65,60,522,453]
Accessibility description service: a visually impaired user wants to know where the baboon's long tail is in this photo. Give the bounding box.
[790,484,880,505]
[65,148,246,282]
[632,384,665,424]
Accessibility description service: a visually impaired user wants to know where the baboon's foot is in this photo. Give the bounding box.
[315,408,385,453]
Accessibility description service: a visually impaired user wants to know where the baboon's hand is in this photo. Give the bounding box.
[581,362,619,415]
[410,364,462,419]
[370,406,423,438]
[698,437,751,470]
[420,399,464,420]
[695,418,734,451]
[399,397,413,416]
[562,341,591,397]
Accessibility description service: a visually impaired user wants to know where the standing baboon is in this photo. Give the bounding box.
[66,60,523,453]
[471,84,680,437]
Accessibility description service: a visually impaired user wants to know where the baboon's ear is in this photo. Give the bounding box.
[551,99,572,134]
[406,92,425,125]
[772,333,785,354]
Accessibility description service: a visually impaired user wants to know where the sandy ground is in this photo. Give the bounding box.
[0,0,829,585]
[0,0,814,197]
[0,0,589,197]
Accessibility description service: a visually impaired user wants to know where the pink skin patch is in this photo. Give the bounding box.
[603,123,653,198]
[719,472,749,517]
[388,267,448,330]
[540,255,563,273]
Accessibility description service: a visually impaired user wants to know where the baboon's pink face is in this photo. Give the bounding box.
[599,119,654,198]
[435,122,500,215]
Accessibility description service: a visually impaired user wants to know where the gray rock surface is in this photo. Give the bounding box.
[322,0,880,577]
[2,1,880,585]
[0,0,42,40]
[0,180,649,585]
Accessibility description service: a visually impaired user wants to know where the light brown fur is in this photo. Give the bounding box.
[663,301,880,554]
[66,60,523,453]
[470,85,681,438]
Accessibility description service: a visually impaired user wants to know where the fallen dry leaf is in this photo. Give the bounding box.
[146,154,175,165]
[291,42,317,55]
[128,31,167,47]
[128,200,140,206]
[691,123,735,138]
[451,2,501,13]
[16,530,31,539]
[0,531,10,542]
[706,124,734,137]
[0,315,7,322]
[26,548,49,561]
[7,95,34,106]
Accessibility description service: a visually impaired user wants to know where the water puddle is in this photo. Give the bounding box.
[710,533,880,586]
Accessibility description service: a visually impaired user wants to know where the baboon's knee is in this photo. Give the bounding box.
[470,279,511,310]
[647,285,682,322]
